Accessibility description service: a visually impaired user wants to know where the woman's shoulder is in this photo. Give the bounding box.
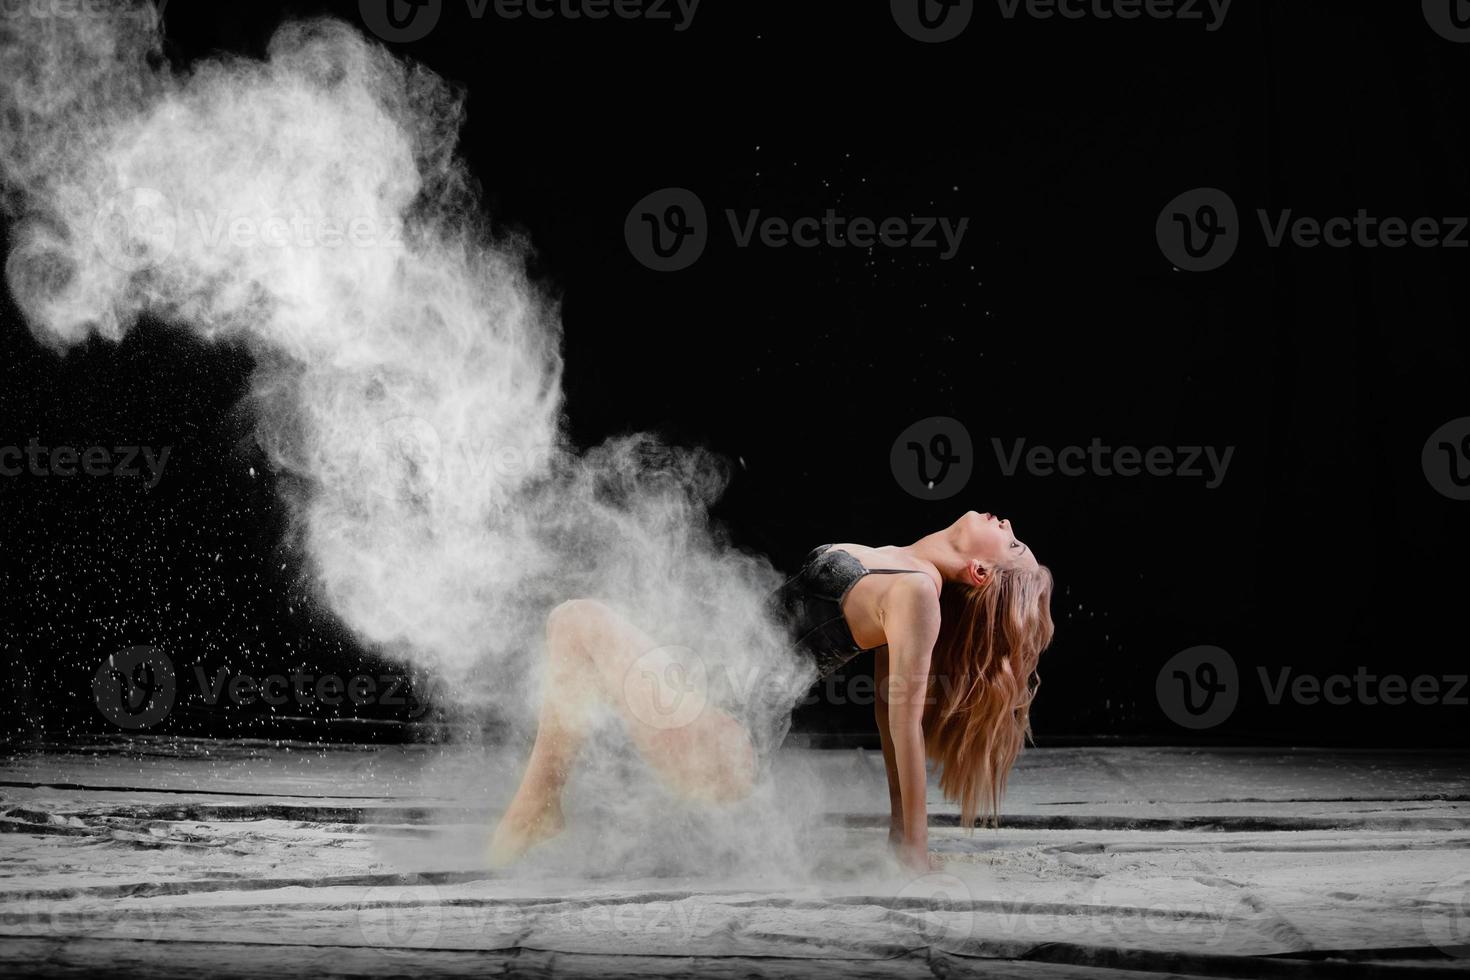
[832,544,943,607]
[828,542,929,573]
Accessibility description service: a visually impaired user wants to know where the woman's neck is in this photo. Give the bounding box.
[904,529,965,584]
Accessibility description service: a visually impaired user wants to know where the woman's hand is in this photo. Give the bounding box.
[894,832,939,872]
[889,815,939,873]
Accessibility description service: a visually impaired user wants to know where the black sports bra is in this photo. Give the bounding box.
[769,544,931,679]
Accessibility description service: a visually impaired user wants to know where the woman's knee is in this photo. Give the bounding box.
[700,731,757,803]
[546,598,610,641]
[644,713,758,803]
[719,729,758,802]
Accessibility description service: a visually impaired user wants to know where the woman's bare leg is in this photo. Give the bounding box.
[486,602,599,864]
[489,598,758,865]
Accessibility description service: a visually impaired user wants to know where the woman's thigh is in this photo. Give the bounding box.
[547,597,757,802]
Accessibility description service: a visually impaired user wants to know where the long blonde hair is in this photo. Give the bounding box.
[922,562,1055,828]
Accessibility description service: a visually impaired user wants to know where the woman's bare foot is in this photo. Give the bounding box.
[487,794,565,867]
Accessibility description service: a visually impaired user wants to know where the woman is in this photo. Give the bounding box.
[489,510,1055,872]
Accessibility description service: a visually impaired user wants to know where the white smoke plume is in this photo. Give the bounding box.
[1,3,825,871]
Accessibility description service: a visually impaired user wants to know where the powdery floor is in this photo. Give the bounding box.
[1,739,1467,978]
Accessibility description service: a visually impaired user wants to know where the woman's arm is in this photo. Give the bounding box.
[879,576,942,872]
[872,647,905,843]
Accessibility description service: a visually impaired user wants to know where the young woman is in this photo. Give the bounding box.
[490,510,1055,871]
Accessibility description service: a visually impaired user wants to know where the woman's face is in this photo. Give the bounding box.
[954,510,1037,583]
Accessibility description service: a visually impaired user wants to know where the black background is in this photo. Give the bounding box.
[2,0,1467,745]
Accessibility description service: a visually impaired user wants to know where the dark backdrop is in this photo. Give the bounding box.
[2,0,1467,746]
